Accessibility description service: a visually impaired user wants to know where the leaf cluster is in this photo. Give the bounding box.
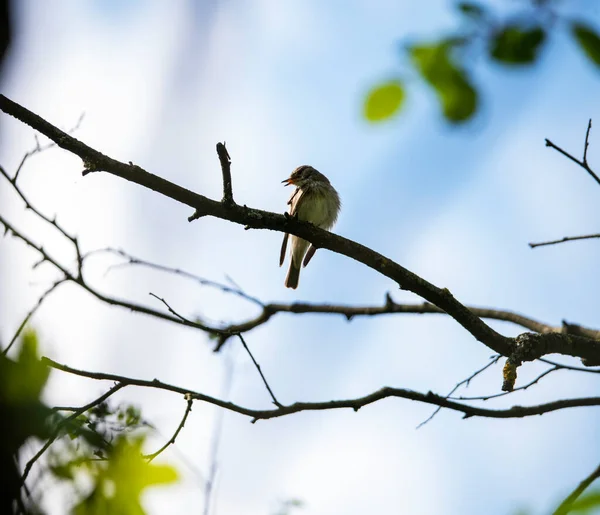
[364,1,600,123]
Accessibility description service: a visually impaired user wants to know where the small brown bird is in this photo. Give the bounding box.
[280,165,341,289]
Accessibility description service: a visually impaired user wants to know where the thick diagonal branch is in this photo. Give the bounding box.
[2,94,600,366]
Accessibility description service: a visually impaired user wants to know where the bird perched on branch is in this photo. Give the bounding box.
[280,165,341,289]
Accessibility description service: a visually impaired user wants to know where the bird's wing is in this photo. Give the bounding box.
[279,232,289,267]
[288,187,304,215]
[302,244,317,267]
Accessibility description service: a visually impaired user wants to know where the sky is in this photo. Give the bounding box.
[1,1,600,514]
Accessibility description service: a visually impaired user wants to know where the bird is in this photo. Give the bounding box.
[280,165,341,289]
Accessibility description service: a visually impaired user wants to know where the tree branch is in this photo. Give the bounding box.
[21,382,126,484]
[2,279,65,355]
[529,233,600,248]
[545,119,600,186]
[0,93,512,358]
[145,397,194,463]
[42,357,600,422]
[217,142,233,205]
[417,354,501,428]
[1,95,599,366]
[86,248,600,348]
[237,333,281,407]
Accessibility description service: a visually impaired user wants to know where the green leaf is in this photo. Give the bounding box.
[409,42,478,123]
[364,81,406,122]
[74,434,178,515]
[457,2,486,19]
[570,489,600,513]
[0,330,54,448]
[572,23,600,67]
[490,25,546,64]
[5,329,51,402]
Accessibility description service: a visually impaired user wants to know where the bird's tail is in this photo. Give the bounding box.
[285,236,309,289]
[285,261,301,289]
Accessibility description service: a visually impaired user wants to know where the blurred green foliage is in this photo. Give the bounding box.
[364,81,405,121]
[72,435,178,515]
[364,0,600,124]
[409,42,477,122]
[568,489,600,513]
[1,331,177,514]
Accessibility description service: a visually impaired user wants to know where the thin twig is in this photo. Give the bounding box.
[145,397,193,462]
[21,382,126,484]
[12,113,84,183]
[203,353,234,515]
[88,247,263,307]
[216,142,233,205]
[539,357,600,374]
[0,166,84,277]
[545,119,600,186]
[583,119,592,166]
[2,280,65,355]
[0,213,232,336]
[449,365,561,401]
[42,357,600,422]
[529,233,600,248]
[417,355,501,428]
[148,292,197,324]
[553,462,600,515]
[214,296,600,350]
[237,333,281,407]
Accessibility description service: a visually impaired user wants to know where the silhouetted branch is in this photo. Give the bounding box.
[237,334,281,407]
[529,233,600,248]
[539,357,600,374]
[545,119,600,186]
[217,142,233,205]
[84,248,600,349]
[553,462,600,515]
[145,397,194,463]
[1,95,600,370]
[21,382,126,485]
[91,247,263,307]
[42,357,600,422]
[450,364,563,401]
[417,354,501,428]
[2,279,65,355]
[0,94,513,359]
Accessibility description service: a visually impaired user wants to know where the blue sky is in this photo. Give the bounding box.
[1,1,599,514]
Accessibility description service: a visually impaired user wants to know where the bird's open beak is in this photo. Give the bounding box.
[281,178,294,186]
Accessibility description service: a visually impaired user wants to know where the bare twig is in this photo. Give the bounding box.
[417,354,501,428]
[214,296,600,350]
[148,292,201,326]
[237,334,281,407]
[42,357,600,422]
[203,354,234,515]
[145,397,194,462]
[21,382,126,484]
[529,233,600,248]
[539,357,600,374]
[553,462,600,515]
[583,119,592,167]
[89,247,263,307]
[12,113,84,183]
[2,280,65,355]
[545,119,600,186]
[217,142,233,205]
[449,364,562,401]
